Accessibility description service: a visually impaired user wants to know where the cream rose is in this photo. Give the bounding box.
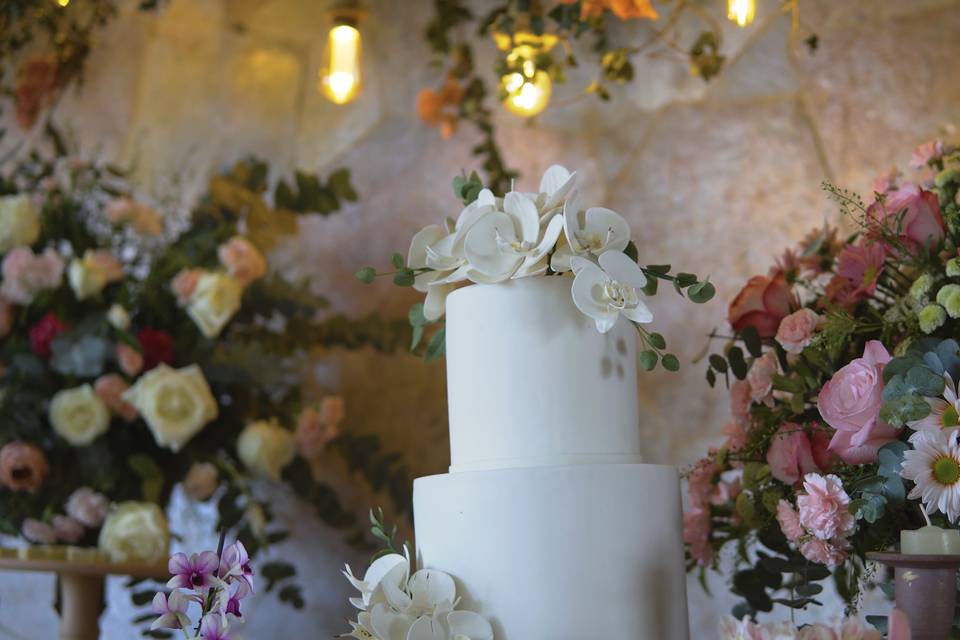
[67,250,124,300]
[98,501,170,563]
[237,420,296,481]
[187,272,243,339]
[50,384,111,446]
[0,194,40,254]
[122,364,218,452]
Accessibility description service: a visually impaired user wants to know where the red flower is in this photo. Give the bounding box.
[136,329,175,370]
[728,272,796,338]
[29,312,69,358]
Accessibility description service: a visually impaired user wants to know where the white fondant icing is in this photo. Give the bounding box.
[445,277,641,472]
[413,464,690,639]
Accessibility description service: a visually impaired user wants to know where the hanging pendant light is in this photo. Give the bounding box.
[495,31,557,118]
[727,0,756,27]
[320,2,366,105]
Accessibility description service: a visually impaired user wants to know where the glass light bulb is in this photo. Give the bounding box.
[500,44,552,117]
[727,0,756,27]
[320,23,362,105]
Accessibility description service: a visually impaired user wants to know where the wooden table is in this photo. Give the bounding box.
[0,553,168,640]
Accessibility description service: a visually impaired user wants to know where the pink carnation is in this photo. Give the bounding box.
[0,247,64,304]
[218,236,267,287]
[819,340,900,464]
[171,268,203,305]
[775,308,822,355]
[687,457,721,508]
[21,518,56,545]
[116,342,144,377]
[730,379,751,424]
[799,537,849,568]
[776,500,804,542]
[683,506,712,567]
[94,374,138,421]
[797,473,855,541]
[65,487,109,528]
[722,421,749,452]
[872,166,901,193]
[51,515,84,543]
[747,351,779,402]
[910,139,952,169]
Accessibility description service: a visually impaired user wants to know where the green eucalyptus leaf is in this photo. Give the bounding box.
[624,240,639,262]
[709,354,728,373]
[391,253,405,269]
[639,350,658,371]
[662,353,680,372]
[356,267,376,284]
[727,347,748,379]
[688,280,716,303]
[741,326,762,357]
[648,333,666,350]
[425,326,446,362]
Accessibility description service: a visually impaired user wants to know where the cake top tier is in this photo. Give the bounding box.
[445,276,642,472]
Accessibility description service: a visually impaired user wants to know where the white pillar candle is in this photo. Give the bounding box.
[901,525,960,555]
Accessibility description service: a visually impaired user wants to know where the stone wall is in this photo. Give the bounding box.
[1,0,959,637]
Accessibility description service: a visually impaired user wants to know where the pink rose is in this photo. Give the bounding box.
[94,374,138,421]
[775,499,804,542]
[65,487,109,528]
[810,426,838,472]
[766,423,820,485]
[183,462,219,501]
[21,518,56,545]
[171,268,203,305]
[799,537,848,568]
[0,247,64,304]
[115,342,144,377]
[0,441,48,493]
[868,183,945,252]
[51,515,84,543]
[683,506,712,567]
[819,340,899,464]
[775,308,822,354]
[218,236,267,287]
[0,297,13,338]
[797,473,855,541]
[747,351,779,402]
[728,273,796,338]
[911,139,952,169]
[729,379,751,424]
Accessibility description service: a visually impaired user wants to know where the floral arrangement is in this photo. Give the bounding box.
[684,139,960,628]
[150,534,254,640]
[0,143,413,631]
[719,611,910,640]
[339,510,493,640]
[359,165,715,368]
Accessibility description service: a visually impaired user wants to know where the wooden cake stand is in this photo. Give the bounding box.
[0,553,167,640]
[868,551,960,640]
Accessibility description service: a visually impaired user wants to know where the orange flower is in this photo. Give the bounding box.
[578,0,658,20]
[417,74,464,139]
[14,55,59,130]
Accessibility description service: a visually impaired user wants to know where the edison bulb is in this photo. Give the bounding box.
[728,0,756,27]
[320,23,362,105]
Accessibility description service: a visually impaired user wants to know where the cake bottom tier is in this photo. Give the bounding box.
[413,463,690,639]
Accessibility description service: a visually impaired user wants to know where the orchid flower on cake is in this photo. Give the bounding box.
[358,165,715,369]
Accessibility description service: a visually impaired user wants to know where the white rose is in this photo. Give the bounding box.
[50,385,111,446]
[187,272,243,339]
[106,304,130,330]
[122,364,218,452]
[98,501,170,563]
[237,420,295,481]
[0,194,40,254]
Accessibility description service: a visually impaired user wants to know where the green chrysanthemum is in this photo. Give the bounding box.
[911,273,934,299]
[948,258,960,278]
[919,303,948,334]
[937,284,960,319]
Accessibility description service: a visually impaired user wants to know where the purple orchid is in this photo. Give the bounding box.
[150,590,191,630]
[222,579,251,619]
[167,550,221,591]
[219,541,254,591]
[199,613,232,640]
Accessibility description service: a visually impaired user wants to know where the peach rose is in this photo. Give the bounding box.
[747,351,779,402]
[104,197,163,236]
[217,236,266,287]
[775,308,822,354]
[0,247,64,305]
[94,374,138,422]
[728,272,796,338]
[170,268,203,306]
[116,342,144,377]
[296,397,344,459]
[0,441,48,493]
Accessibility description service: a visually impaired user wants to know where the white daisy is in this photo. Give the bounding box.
[902,428,960,522]
[908,371,960,434]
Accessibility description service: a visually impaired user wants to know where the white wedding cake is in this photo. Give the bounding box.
[413,276,690,638]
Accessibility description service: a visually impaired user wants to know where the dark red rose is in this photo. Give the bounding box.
[29,312,69,358]
[135,328,175,370]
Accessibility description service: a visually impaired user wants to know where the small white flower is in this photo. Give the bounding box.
[570,250,651,333]
[908,372,960,434]
[551,194,631,272]
[106,304,130,330]
[902,428,960,522]
[464,191,564,282]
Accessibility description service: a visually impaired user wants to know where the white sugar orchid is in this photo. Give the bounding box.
[522,164,577,217]
[570,250,652,333]
[464,191,565,282]
[551,192,631,272]
[343,550,492,640]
